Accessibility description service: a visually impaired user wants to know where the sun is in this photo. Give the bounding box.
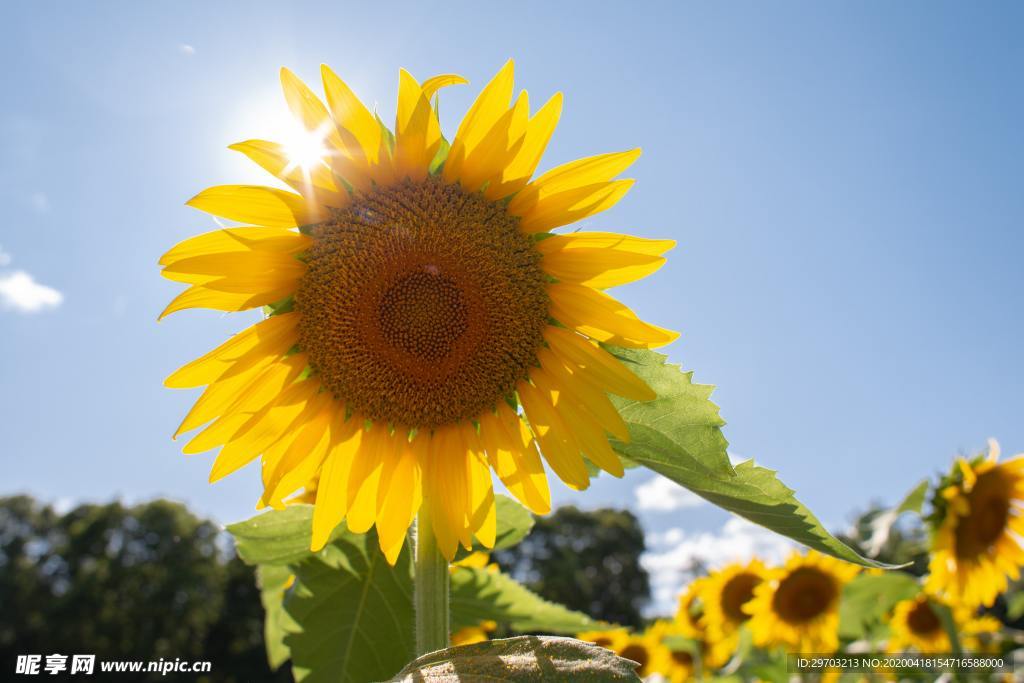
[159,61,676,564]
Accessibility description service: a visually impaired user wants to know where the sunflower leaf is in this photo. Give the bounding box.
[386,636,642,682]
[606,346,891,568]
[256,564,293,671]
[864,479,930,557]
[227,504,342,566]
[450,565,604,633]
[282,530,415,683]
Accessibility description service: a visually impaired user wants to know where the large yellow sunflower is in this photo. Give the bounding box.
[699,559,767,667]
[160,61,675,564]
[887,592,1003,655]
[926,439,1024,608]
[745,551,859,653]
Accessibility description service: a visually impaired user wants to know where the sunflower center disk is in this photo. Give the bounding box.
[772,567,836,623]
[907,601,942,636]
[296,178,549,429]
[955,469,1012,558]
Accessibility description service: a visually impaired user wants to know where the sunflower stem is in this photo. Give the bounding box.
[414,506,449,656]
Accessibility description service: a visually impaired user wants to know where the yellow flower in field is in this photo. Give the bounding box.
[615,631,668,679]
[699,559,766,667]
[887,592,1004,655]
[451,620,496,646]
[646,619,697,683]
[159,61,676,564]
[926,439,1024,608]
[577,627,630,652]
[886,594,951,654]
[745,551,859,653]
[674,578,707,639]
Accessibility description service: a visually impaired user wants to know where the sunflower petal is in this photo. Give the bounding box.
[394,70,442,181]
[543,326,656,401]
[517,380,589,490]
[228,139,346,203]
[549,282,678,348]
[421,73,469,100]
[509,148,642,214]
[478,405,551,515]
[186,185,323,228]
[159,227,310,267]
[484,92,562,201]
[518,180,636,234]
[444,60,515,183]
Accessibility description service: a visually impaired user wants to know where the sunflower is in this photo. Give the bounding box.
[451,621,496,646]
[646,619,698,683]
[887,592,1004,655]
[615,631,668,679]
[159,61,676,564]
[674,578,707,639]
[576,627,630,652]
[926,439,1024,608]
[745,551,859,653]
[699,559,766,667]
[886,594,951,654]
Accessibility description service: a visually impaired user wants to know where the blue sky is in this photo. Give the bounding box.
[2,2,1022,612]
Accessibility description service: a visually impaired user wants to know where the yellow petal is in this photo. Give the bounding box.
[161,250,306,284]
[435,426,473,550]
[537,232,675,288]
[510,149,641,214]
[423,433,461,561]
[517,380,589,490]
[345,425,386,534]
[159,281,295,320]
[484,92,562,201]
[457,91,529,193]
[393,69,442,181]
[321,65,382,165]
[165,313,298,389]
[465,434,496,549]
[444,60,515,183]
[311,418,361,551]
[376,434,422,565]
[228,139,346,203]
[543,326,656,401]
[535,350,629,442]
[173,354,284,438]
[208,379,321,482]
[279,67,346,154]
[159,227,310,267]
[549,282,678,348]
[532,369,623,477]
[478,405,551,515]
[261,401,335,507]
[182,354,307,452]
[421,73,469,100]
[515,180,635,234]
[186,185,323,228]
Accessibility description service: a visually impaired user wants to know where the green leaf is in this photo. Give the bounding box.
[838,572,920,640]
[1006,591,1024,621]
[606,346,889,568]
[450,566,604,634]
[386,636,642,682]
[283,529,415,683]
[453,494,534,561]
[256,564,293,671]
[864,479,930,557]
[227,504,339,566]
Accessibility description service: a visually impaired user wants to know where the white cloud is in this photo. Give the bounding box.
[0,270,63,313]
[0,245,10,267]
[641,518,795,616]
[635,474,705,512]
[29,191,49,213]
[178,43,196,56]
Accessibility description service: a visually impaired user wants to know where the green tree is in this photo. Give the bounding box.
[493,506,650,628]
[0,495,288,682]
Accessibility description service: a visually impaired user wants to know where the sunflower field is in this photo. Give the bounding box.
[156,62,1024,681]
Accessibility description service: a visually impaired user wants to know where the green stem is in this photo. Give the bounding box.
[414,506,449,656]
